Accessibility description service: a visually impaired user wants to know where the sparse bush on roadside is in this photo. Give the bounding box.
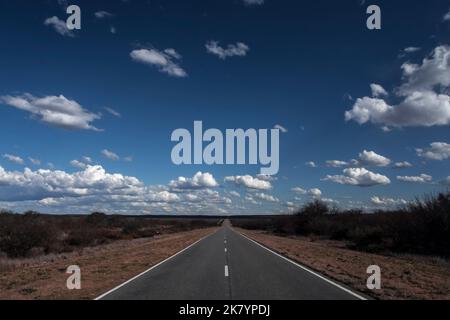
[299,200,329,216]
[65,227,100,247]
[122,220,140,236]
[85,212,108,227]
[232,192,450,257]
[0,211,219,259]
[0,212,59,258]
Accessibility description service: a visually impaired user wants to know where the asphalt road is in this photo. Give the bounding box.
[97,225,366,300]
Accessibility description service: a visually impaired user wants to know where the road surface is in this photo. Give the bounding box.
[97,225,366,300]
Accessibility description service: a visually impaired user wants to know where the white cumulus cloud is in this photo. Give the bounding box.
[224,175,272,190]
[443,8,450,21]
[130,48,187,78]
[95,11,113,19]
[83,156,93,163]
[206,41,250,60]
[356,150,391,167]
[0,94,101,131]
[399,47,421,58]
[346,46,450,128]
[416,142,450,160]
[169,172,219,190]
[393,161,413,168]
[101,149,120,161]
[229,191,241,197]
[253,193,279,202]
[255,174,277,181]
[70,159,87,169]
[104,107,121,118]
[308,188,322,198]
[397,174,432,183]
[2,154,24,165]
[371,196,407,207]
[326,160,349,168]
[44,16,74,37]
[291,187,306,194]
[306,161,317,168]
[29,158,41,166]
[323,168,391,187]
[403,47,421,54]
[370,83,388,97]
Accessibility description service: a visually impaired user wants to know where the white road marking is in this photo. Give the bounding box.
[224,248,227,253]
[94,230,218,300]
[225,265,229,277]
[236,230,368,301]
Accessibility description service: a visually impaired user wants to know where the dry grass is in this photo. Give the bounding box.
[0,227,217,300]
[238,229,450,300]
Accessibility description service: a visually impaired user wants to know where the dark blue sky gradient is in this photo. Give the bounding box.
[0,0,449,214]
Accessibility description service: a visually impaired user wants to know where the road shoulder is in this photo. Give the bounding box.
[236,228,450,300]
[0,227,218,300]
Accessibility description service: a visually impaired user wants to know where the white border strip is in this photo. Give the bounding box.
[94,231,216,300]
[236,230,368,300]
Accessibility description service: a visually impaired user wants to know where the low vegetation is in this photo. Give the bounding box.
[0,212,220,259]
[232,192,450,257]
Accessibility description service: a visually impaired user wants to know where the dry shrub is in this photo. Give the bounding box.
[0,211,219,258]
[232,192,450,257]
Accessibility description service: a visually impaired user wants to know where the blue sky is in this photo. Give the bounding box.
[0,0,449,215]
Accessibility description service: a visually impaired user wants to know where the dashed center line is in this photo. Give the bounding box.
[224,248,227,253]
[224,265,229,277]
